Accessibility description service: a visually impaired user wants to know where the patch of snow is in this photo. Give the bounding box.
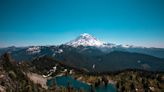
[63,69,67,72]
[69,70,73,74]
[137,60,141,63]
[120,44,135,48]
[53,66,57,71]
[56,49,63,53]
[27,46,41,54]
[52,53,56,56]
[92,64,95,69]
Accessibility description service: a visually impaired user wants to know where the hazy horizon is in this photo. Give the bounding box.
[0,32,164,49]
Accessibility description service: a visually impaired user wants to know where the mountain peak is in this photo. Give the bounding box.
[79,33,97,40]
[80,33,92,37]
[66,33,104,47]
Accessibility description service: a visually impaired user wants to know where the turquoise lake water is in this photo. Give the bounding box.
[47,76,116,92]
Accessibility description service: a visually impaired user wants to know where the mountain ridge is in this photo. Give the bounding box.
[0,33,164,72]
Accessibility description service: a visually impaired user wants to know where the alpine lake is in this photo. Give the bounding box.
[47,76,117,92]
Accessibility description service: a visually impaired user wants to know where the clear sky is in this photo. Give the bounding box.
[0,0,164,48]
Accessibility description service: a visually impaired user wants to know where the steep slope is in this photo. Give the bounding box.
[0,53,45,92]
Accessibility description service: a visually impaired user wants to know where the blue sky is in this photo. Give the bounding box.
[0,0,164,48]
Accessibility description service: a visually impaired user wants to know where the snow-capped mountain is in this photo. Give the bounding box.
[1,33,164,61]
[65,33,146,49]
[66,33,104,47]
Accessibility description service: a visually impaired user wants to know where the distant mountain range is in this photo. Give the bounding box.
[0,33,164,72]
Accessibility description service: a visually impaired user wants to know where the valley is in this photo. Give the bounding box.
[0,34,164,92]
[1,53,163,92]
